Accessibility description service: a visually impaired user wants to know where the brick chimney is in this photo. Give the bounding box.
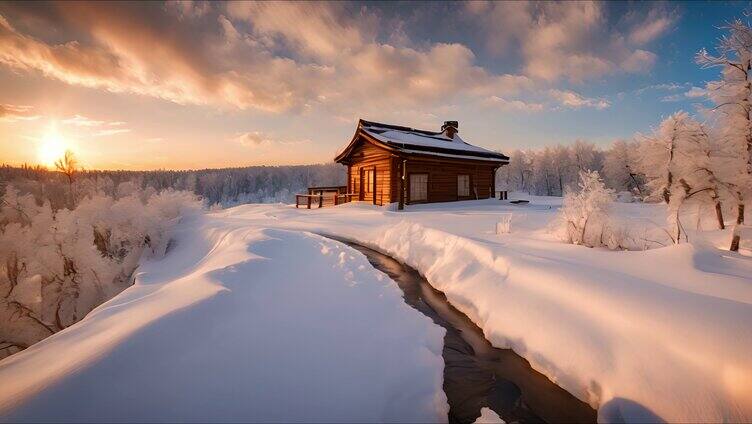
[441,121,458,139]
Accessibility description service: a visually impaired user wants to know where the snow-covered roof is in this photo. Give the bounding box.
[335,119,508,163]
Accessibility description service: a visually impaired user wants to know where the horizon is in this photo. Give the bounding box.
[0,1,748,170]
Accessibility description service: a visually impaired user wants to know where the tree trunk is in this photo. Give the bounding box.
[730,202,745,252]
[662,184,671,204]
[628,172,643,196]
[0,300,55,359]
[715,200,725,230]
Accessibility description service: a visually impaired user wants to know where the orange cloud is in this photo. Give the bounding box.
[0,2,536,116]
[0,103,39,121]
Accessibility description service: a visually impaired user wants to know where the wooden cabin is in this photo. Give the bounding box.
[334,120,509,209]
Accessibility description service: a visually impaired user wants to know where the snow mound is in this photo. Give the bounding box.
[474,407,505,423]
[0,214,447,422]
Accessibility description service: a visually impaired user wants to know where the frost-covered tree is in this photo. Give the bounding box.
[531,147,556,196]
[0,186,202,358]
[497,145,606,196]
[638,112,692,205]
[637,112,728,241]
[502,150,533,193]
[697,18,752,251]
[603,140,645,196]
[0,163,346,209]
[674,122,728,230]
[571,139,602,173]
[557,170,615,247]
[551,144,575,196]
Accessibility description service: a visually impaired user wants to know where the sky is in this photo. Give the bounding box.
[0,1,749,170]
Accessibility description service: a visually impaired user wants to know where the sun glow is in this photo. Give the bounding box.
[37,130,70,167]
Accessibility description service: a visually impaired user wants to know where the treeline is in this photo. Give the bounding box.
[0,163,346,211]
[496,140,644,198]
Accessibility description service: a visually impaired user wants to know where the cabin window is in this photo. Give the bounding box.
[364,169,374,194]
[409,173,428,202]
[457,174,470,197]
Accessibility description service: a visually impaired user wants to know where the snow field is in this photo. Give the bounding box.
[0,215,448,422]
[215,198,752,422]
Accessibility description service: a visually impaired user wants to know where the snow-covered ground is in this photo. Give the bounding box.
[1,195,751,422]
[0,224,447,422]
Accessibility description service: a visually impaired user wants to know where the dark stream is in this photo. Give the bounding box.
[327,236,597,424]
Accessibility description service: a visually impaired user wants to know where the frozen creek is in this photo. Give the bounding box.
[328,236,597,424]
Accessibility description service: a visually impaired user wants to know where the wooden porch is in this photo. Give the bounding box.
[295,186,356,209]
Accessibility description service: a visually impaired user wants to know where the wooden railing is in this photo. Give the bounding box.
[307,186,348,195]
[296,186,355,209]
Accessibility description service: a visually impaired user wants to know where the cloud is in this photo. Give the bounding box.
[93,128,130,137]
[660,94,683,102]
[684,86,706,98]
[627,8,676,45]
[634,82,687,95]
[0,4,330,113]
[621,49,657,73]
[660,86,707,102]
[234,131,273,147]
[226,2,371,61]
[57,113,129,136]
[549,89,610,110]
[466,2,672,82]
[0,103,38,121]
[0,2,673,118]
[166,0,211,21]
[62,114,124,127]
[225,4,535,112]
[484,96,544,112]
[233,131,312,148]
[0,3,537,115]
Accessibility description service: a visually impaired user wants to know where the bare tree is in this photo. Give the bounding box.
[54,150,78,207]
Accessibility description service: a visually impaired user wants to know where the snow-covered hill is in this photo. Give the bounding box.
[1,196,751,422]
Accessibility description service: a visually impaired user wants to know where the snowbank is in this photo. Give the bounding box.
[212,198,752,422]
[0,214,447,422]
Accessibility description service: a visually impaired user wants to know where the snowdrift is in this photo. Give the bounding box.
[0,214,447,422]
[212,198,752,423]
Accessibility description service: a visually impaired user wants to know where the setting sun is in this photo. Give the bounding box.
[37,130,69,167]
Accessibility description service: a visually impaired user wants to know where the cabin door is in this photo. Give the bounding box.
[361,167,375,203]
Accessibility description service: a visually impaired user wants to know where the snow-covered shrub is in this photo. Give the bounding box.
[496,213,513,234]
[556,170,615,247]
[0,186,202,359]
[615,191,635,203]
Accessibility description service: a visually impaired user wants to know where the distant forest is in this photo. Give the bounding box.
[0,163,346,210]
